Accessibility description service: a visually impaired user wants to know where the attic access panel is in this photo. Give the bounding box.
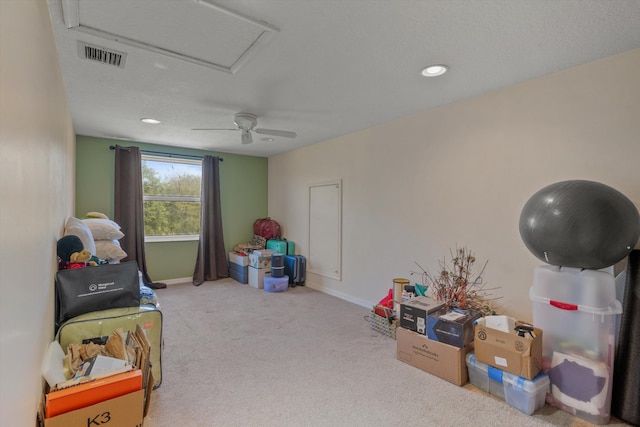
[60,0,278,74]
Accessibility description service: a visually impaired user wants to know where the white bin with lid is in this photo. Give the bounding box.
[530,265,622,425]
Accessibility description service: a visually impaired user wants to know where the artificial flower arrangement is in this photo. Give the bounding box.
[411,246,501,316]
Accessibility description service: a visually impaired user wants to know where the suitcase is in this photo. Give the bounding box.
[266,239,295,255]
[284,255,306,287]
[56,304,163,389]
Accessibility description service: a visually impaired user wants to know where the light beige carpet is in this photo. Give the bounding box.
[144,279,628,427]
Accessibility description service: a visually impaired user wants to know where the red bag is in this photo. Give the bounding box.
[253,217,281,240]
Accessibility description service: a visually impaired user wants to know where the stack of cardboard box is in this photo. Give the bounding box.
[396,296,477,385]
[396,296,545,406]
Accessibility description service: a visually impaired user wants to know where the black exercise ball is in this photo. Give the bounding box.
[519,180,640,269]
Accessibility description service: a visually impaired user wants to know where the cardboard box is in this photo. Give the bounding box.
[399,296,446,335]
[229,252,249,266]
[253,249,277,257]
[248,253,272,269]
[42,389,144,427]
[248,266,270,289]
[427,309,482,348]
[474,320,543,380]
[396,326,470,386]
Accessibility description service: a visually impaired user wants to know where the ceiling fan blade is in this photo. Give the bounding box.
[191,127,239,131]
[254,128,297,138]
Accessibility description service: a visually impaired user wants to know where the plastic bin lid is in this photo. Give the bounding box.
[466,352,488,374]
[529,288,622,316]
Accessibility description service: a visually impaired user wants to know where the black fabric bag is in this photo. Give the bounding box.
[55,261,140,327]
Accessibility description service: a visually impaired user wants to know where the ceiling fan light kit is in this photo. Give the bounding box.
[241,129,253,144]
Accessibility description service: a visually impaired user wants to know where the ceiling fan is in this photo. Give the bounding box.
[192,112,297,144]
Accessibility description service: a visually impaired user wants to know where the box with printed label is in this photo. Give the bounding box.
[396,326,470,386]
[41,389,144,427]
[427,309,482,348]
[399,297,446,335]
[474,318,542,380]
[248,253,272,269]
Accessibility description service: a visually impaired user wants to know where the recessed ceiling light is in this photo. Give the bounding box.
[141,118,161,124]
[260,137,274,142]
[421,64,448,77]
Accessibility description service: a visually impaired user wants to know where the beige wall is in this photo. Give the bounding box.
[0,1,75,425]
[269,48,640,322]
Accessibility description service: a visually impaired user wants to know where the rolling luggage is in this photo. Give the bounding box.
[266,239,295,255]
[284,255,306,287]
[56,304,163,388]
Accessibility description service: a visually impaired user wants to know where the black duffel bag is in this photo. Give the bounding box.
[55,261,140,327]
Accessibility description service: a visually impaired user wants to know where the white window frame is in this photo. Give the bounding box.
[141,154,202,243]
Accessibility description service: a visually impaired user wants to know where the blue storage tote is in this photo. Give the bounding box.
[229,262,248,284]
[466,352,550,415]
[264,275,289,293]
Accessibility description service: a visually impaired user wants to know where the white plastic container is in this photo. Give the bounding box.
[530,265,622,425]
[466,352,550,415]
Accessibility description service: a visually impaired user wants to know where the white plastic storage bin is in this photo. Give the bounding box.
[466,352,550,415]
[530,265,622,425]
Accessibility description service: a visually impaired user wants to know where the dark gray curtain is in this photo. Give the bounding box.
[114,145,166,289]
[193,155,229,286]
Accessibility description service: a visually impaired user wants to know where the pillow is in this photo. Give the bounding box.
[64,217,97,256]
[95,239,128,263]
[85,211,109,219]
[83,218,125,241]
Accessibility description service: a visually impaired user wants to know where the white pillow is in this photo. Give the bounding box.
[64,217,97,256]
[95,239,128,263]
[83,218,125,241]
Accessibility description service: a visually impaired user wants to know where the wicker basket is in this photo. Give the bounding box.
[366,306,397,339]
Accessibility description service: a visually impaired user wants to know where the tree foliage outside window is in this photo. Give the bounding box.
[142,155,202,240]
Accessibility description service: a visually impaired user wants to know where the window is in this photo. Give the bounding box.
[142,155,202,242]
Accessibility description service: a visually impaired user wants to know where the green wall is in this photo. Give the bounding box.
[75,135,268,281]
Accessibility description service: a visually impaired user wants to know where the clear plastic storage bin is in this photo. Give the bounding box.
[530,265,622,425]
[466,352,550,415]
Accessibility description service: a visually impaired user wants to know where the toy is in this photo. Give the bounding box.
[57,235,105,269]
[70,249,91,263]
[519,180,640,269]
[56,235,84,262]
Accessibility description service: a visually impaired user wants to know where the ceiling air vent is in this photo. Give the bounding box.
[77,41,127,68]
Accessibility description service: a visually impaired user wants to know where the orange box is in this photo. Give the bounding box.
[45,370,142,418]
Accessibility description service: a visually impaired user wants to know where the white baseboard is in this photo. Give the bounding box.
[159,277,192,286]
[305,281,373,309]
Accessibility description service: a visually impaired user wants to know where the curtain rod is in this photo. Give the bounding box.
[109,145,222,161]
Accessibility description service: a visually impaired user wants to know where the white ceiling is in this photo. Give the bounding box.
[47,0,640,158]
